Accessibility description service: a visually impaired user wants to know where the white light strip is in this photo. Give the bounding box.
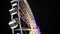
[9,20,16,25]
[12,3,17,7]
[9,8,15,12]
[10,1,15,3]
[10,0,17,3]
[11,12,17,15]
[11,25,18,29]
[17,33,20,34]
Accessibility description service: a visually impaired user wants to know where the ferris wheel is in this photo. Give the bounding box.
[8,0,41,34]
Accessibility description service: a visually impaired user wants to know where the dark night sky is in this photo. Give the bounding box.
[0,0,56,34]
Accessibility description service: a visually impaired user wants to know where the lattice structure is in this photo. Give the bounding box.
[8,0,41,34]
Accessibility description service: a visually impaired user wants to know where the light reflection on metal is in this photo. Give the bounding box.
[8,0,41,34]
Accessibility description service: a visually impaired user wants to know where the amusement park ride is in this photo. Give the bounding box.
[8,0,41,34]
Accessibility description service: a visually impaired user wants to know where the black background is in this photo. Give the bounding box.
[0,0,56,34]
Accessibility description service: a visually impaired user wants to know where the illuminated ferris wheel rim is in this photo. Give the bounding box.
[8,0,41,34]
